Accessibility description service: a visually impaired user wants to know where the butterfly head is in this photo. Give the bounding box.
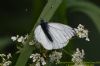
[40,19,48,25]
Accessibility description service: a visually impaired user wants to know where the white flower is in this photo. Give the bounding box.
[3,61,12,66]
[11,34,29,43]
[72,48,85,65]
[0,53,12,66]
[11,35,19,41]
[29,40,35,45]
[30,53,46,66]
[49,51,62,63]
[85,37,90,41]
[7,53,12,59]
[17,36,24,43]
[40,57,46,65]
[0,54,6,57]
[74,24,90,41]
[17,36,24,42]
[30,53,40,62]
[11,36,17,41]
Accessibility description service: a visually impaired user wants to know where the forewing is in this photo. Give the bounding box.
[34,25,53,50]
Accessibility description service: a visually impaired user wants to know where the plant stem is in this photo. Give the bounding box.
[15,0,63,66]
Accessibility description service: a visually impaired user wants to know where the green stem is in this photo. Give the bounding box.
[63,49,72,56]
[59,62,100,64]
[15,0,63,66]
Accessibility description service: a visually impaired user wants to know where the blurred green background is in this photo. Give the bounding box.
[0,0,100,65]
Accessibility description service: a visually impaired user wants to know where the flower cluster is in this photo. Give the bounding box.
[11,34,36,46]
[0,53,12,66]
[49,51,62,63]
[74,24,90,41]
[11,34,29,43]
[30,53,46,66]
[71,48,85,66]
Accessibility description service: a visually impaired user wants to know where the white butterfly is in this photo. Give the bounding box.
[34,20,75,50]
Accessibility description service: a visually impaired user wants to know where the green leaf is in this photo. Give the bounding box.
[0,37,10,49]
[15,0,63,66]
[66,1,100,33]
[32,0,46,23]
[51,0,67,23]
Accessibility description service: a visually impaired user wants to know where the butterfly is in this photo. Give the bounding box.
[34,20,75,50]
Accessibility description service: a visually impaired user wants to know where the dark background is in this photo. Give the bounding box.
[0,0,100,64]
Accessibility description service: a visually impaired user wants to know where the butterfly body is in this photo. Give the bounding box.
[40,20,53,42]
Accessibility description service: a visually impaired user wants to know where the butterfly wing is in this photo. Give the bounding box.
[34,25,53,50]
[48,23,75,49]
[34,23,75,50]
